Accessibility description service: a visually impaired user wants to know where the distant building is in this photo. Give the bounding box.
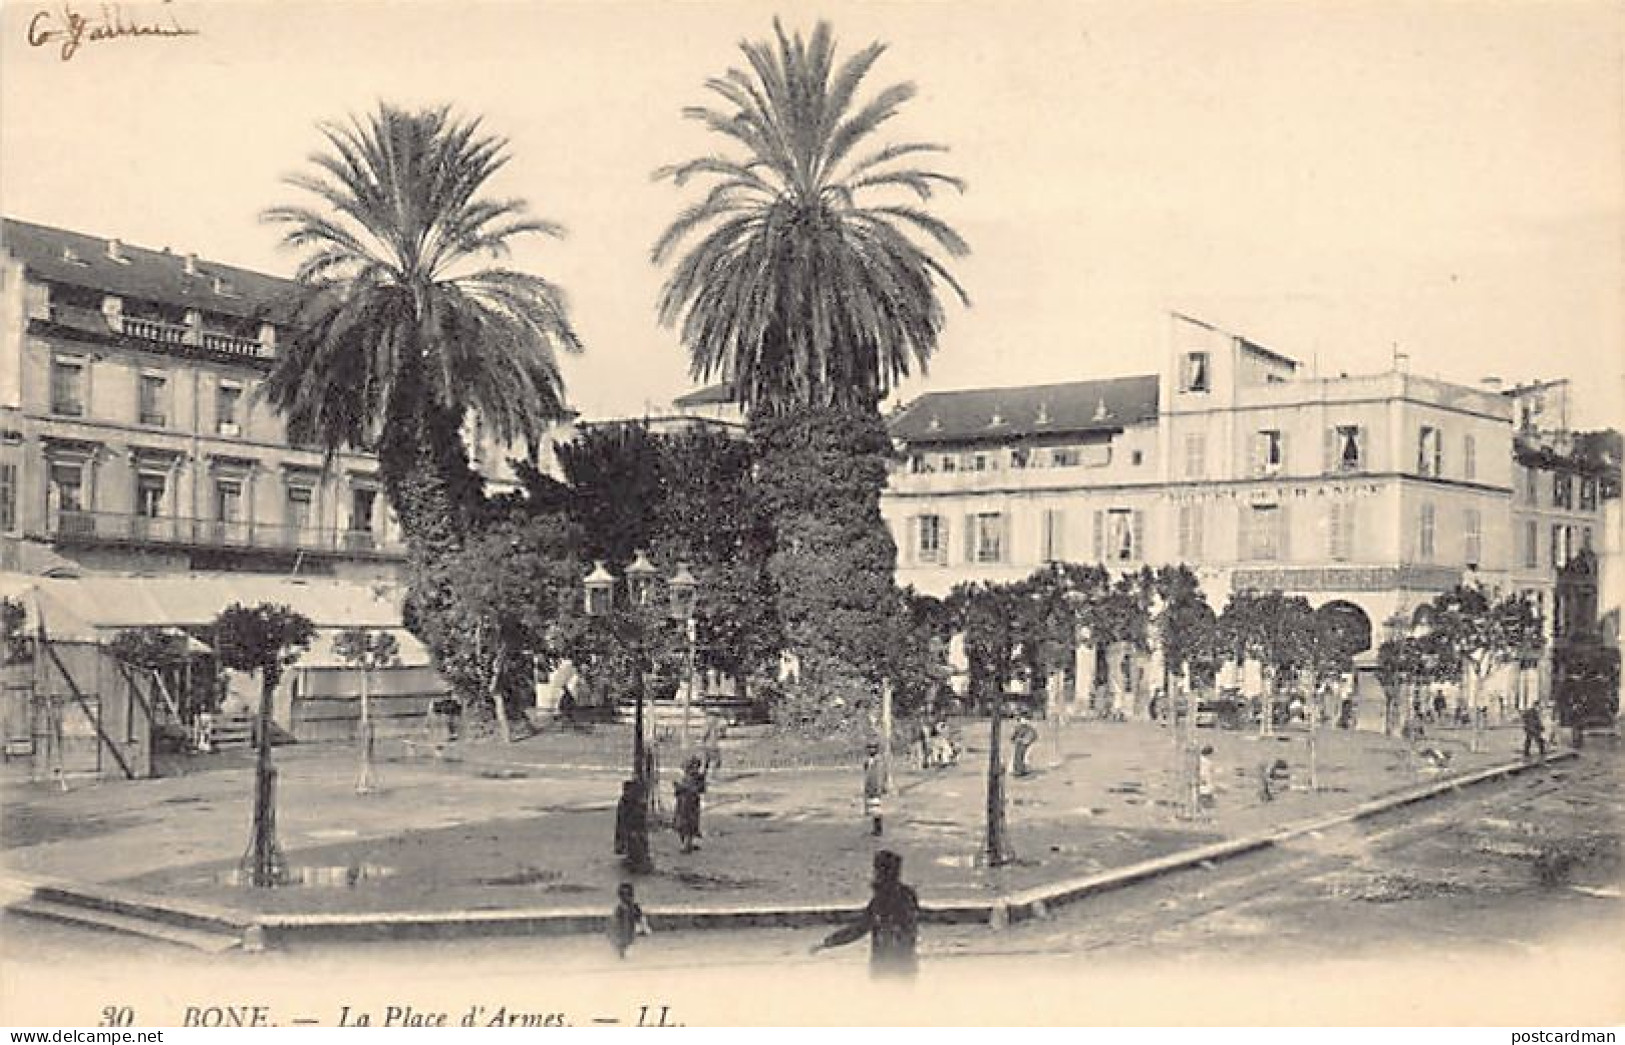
[883,312,1618,715]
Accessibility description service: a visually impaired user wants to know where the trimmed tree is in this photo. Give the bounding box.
[1421,584,1544,750]
[212,603,315,887]
[332,629,400,794]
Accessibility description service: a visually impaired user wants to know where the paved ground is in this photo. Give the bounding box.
[2,719,1531,913]
[2,745,1620,1026]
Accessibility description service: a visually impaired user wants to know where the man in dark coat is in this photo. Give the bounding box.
[809,849,920,979]
[673,756,707,853]
[614,778,652,873]
[1522,704,1547,760]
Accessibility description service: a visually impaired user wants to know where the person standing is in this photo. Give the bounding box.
[1522,704,1547,760]
[673,756,707,853]
[809,850,920,979]
[863,742,887,837]
[614,778,652,873]
[1010,715,1038,777]
[1197,745,1217,810]
[701,714,725,775]
[608,882,652,958]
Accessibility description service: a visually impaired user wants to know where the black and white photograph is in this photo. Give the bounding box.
[0,0,1621,1028]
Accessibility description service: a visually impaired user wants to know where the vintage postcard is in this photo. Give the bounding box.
[1,0,1622,1029]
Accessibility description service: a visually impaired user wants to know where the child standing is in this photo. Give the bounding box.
[608,882,652,958]
[863,742,886,837]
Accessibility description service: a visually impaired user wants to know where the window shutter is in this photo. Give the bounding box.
[1249,434,1263,476]
[1276,432,1288,473]
[964,514,976,564]
[1277,503,1291,561]
[1092,510,1104,563]
[1000,513,1012,563]
[1131,510,1145,561]
[1324,428,1336,473]
[937,516,950,566]
[1238,504,1252,560]
[903,516,917,566]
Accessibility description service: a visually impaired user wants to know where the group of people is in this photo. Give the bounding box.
[913,719,961,769]
[613,752,713,875]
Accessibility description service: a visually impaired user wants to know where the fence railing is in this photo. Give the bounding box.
[48,509,403,557]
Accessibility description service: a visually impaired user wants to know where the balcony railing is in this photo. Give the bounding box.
[46,509,403,558]
[44,305,274,360]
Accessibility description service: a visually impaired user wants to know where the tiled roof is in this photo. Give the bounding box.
[890,374,1160,443]
[2,217,296,322]
[673,382,737,407]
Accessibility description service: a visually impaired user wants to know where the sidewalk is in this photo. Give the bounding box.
[2,718,1543,924]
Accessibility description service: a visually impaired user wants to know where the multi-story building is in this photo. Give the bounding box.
[884,312,1534,714]
[0,217,408,578]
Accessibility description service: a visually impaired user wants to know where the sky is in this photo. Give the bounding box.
[2,0,1621,428]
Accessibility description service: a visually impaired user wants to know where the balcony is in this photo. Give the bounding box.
[41,305,274,362]
[44,509,404,559]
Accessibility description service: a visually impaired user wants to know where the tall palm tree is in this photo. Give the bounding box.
[652,19,969,418]
[263,103,583,548]
[653,21,969,702]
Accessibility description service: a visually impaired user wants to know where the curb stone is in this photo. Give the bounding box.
[5,750,1577,949]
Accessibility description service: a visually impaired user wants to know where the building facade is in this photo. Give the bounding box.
[0,218,408,579]
[880,313,1614,713]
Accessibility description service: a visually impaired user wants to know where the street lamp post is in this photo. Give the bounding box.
[585,552,700,804]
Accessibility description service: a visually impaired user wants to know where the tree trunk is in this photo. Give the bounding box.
[488,641,511,744]
[250,672,281,887]
[984,683,1009,867]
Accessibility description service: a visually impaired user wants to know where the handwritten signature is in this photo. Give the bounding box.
[27,2,199,63]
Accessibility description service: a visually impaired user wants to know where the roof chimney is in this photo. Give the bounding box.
[106,238,125,263]
[184,253,198,276]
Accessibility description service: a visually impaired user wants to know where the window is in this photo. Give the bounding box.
[1050,447,1080,468]
[1328,501,1355,562]
[972,513,1005,564]
[217,381,242,436]
[1009,447,1030,470]
[215,480,242,523]
[1463,508,1482,567]
[1041,509,1066,562]
[1580,478,1597,511]
[1417,426,1442,477]
[1102,508,1140,562]
[0,464,15,531]
[1463,434,1477,481]
[1328,425,1363,473]
[1246,504,1286,561]
[1183,433,1206,479]
[1130,450,1144,466]
[940,454,957,473]
[916,514,944,565]
[51,358,85,416]
[1419,503,1436,561]
[1525,520,1539,568]
[1524,467,1539,504]
[350,488,377,533]
[1177,504,1203,560]
[287,486,314,531]
[1181,351,1210,393]
[138,373,167,427]
[1553,473,1573,509]
[1252,430,1284,476]
[135,475,165,519]
[1550,524,1571,569]
[49,464,83,513]
[1582,526,1593,552]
